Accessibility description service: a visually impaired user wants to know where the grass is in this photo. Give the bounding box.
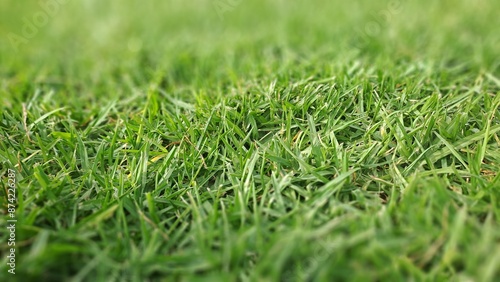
[1,0,500,281]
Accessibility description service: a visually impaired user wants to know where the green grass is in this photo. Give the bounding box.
[1,0,500,281]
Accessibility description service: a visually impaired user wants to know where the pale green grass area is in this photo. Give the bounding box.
[1,0,500,281]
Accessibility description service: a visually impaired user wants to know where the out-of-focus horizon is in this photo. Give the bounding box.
[1,0,499,102]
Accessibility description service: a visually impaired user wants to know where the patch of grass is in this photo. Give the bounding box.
[1,0,500,281]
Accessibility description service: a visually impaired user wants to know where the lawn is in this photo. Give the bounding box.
[1,0,500,281]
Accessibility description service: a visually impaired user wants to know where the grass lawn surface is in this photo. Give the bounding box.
[1,0,500,281]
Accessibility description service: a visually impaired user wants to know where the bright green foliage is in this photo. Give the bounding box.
[1,0,499,281]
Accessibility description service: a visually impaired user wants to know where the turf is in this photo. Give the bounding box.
[1,0,500,281]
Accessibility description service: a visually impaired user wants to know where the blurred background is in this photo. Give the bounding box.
[1,0,499,103]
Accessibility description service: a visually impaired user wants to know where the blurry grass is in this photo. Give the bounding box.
[1,0,500,281]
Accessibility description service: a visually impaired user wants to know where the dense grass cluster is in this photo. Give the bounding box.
[1,0,499,281]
